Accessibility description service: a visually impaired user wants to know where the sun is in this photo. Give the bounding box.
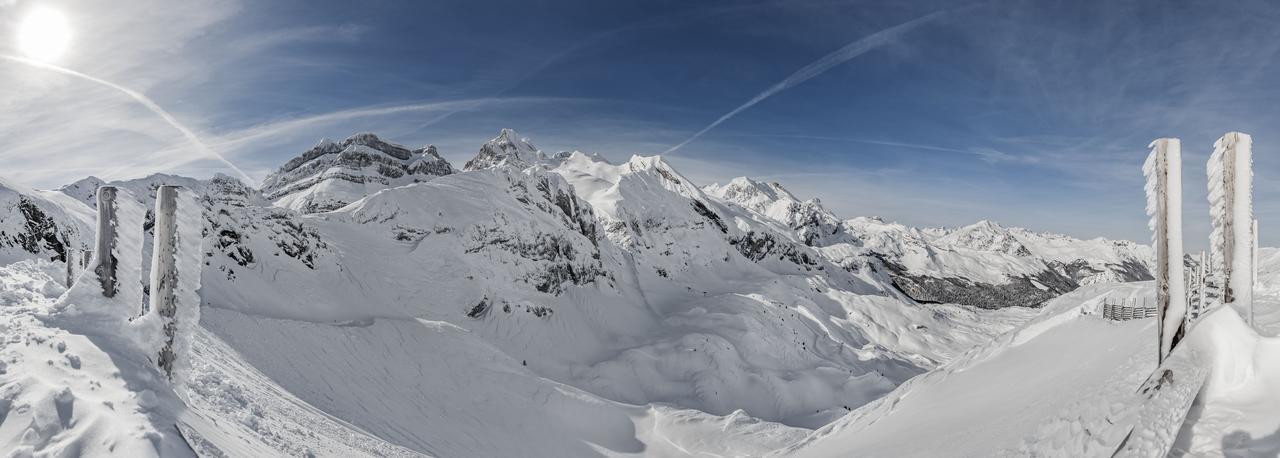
[17,8,71,63]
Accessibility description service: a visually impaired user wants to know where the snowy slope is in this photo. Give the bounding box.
[788,256,1280,457]
[0,128,1172,456]
[784,282,1160,457]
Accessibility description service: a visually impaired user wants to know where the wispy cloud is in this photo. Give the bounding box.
[664,9,951,154]
[0,54,255,184]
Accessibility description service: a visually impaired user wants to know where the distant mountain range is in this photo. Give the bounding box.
[0,129,1156,446]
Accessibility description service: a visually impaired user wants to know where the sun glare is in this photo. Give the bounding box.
[17,8,71,63]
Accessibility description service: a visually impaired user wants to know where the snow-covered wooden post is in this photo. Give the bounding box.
[1198,251,1206,315]
[1254,219,1260,284]
[94,186,120,298]
[1252,218,1259,326]
[65,249,74,288]
[1145,139,1186,363]
[149,186,181,376]
[1207,132,1253,321]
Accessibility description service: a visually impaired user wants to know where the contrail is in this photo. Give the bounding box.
[402,1,815,136]
[664,10,949,154]
[1,54,258,185]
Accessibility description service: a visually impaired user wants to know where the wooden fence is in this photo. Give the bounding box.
[1100,299,1159,321]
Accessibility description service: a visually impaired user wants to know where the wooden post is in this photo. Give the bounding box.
[1147,139,1185,363]
[1209,133,1254,325]
[149,186,181,378]
[1223,145,1237,305]
[1252,218,1259,327]
[65,249,74,288]
[94,186,119,298]
[1198,251,1206,315]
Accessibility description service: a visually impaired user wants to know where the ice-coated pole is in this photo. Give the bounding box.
[94,186,119,297]
[1146,139,1185,363]
[149,186,181,377]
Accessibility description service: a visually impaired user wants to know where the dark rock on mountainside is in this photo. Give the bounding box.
[261,133,455,213]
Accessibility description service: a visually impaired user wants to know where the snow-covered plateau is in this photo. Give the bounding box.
[1,129,1273,457]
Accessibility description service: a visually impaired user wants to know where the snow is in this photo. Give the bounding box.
[784,282,1161,457]
[1206,132,1254,310]
[0,176,95,265]
[0,260,194,457]
[1172,250,1280,456]
[1145,138,1186,359]
[3,129,1275,457]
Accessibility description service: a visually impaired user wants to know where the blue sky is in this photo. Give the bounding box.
[2,0,1280,247]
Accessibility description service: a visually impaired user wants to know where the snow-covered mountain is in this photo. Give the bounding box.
[0,177,94,265]
[464,128,543,171]
[705,177,1153,309]
[260,133,455,213]
[0,128,1164,456]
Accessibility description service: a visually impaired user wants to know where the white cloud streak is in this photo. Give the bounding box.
[0,54,256,185]
[664,10,949,154]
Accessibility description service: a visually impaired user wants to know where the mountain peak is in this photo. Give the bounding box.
[705,176,801,206]
[496,128,520,142]
[464,128,541,171]
[262,132,455,213]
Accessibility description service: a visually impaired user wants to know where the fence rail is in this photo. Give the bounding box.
[1100,300,1158,321]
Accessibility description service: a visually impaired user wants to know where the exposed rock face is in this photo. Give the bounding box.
[261,133,455,213]
[0,179,94,265]
[464,128,541,171]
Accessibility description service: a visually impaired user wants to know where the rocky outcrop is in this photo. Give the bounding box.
[0,180,93,265]
[463,129,541,171]
[261,133,455,213]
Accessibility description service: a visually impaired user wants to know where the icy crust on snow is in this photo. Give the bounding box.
[261,133,455,214]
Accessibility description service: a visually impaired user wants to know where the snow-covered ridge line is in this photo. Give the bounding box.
[703,176,1152,308]
[0,127,1169,456]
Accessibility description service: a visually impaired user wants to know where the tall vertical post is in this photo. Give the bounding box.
[1252,218,1259,327]
[1208,132,1253,319]
[94,186,119,298]
[149,186,181,378]
[1198,251,1206,316]
[1146,139,1186,363]
[65,249,74,288]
